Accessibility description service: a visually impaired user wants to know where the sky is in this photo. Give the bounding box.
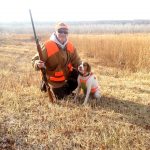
[0,0,150,22]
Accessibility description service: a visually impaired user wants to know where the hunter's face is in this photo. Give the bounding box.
[56,28,68,43]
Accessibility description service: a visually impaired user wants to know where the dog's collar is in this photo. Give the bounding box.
[79,72,90,77]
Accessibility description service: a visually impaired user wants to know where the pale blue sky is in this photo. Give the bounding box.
[0,0,150,22]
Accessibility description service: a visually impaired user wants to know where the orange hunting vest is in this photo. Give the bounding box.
[80,73,98,93]
[45,41,74,82]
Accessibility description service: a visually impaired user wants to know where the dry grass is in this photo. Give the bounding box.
[70,34,150,72]
[0,33,150,150]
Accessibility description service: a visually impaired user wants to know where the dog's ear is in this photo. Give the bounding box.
[87,63,91,72]
[85,62,91,72]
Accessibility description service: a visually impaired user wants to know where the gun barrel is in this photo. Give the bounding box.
[29,9,38,45]
[29,9,44,61]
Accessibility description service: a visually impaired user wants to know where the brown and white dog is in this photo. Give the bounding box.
[74,62,101,105]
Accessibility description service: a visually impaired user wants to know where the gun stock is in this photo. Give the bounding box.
[29,9,56,103]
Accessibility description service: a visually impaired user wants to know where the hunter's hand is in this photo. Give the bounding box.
[35,60,46,69]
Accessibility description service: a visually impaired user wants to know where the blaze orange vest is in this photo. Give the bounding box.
[45,40,74,82]
[45,40,74,57]
[80,73,98,93]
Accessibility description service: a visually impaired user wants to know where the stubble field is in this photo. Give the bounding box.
[0,33,150,150]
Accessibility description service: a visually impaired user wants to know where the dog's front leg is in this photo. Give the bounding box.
[83,86,91,106]
[74,86,81,102]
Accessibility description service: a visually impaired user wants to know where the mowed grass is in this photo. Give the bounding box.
[0,33,150,149]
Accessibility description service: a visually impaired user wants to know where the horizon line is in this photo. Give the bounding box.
[1,19,150,24]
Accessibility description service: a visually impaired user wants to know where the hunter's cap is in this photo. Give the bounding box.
[55,22,69,30]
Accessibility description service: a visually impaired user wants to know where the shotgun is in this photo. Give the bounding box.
[29,9,56,103]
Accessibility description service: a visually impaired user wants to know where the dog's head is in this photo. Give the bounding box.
[78,61,91,75]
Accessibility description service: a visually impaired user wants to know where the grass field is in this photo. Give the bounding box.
[0,33,150,149]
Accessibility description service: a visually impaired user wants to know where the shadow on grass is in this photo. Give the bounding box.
[0,123,15,150]
[0,120,35,150]
[94,96,150,130]
[50,94,150,130]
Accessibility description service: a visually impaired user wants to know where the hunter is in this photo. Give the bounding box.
[32,22,81,99]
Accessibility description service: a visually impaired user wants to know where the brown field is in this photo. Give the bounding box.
[0,33,150,149]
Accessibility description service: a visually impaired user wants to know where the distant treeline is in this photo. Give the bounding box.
[1,20,150,34]
[69,20,150,25]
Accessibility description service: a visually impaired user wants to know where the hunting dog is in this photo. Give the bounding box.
[74,62,101,105]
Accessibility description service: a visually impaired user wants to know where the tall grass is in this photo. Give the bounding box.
[70,34,150,72]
